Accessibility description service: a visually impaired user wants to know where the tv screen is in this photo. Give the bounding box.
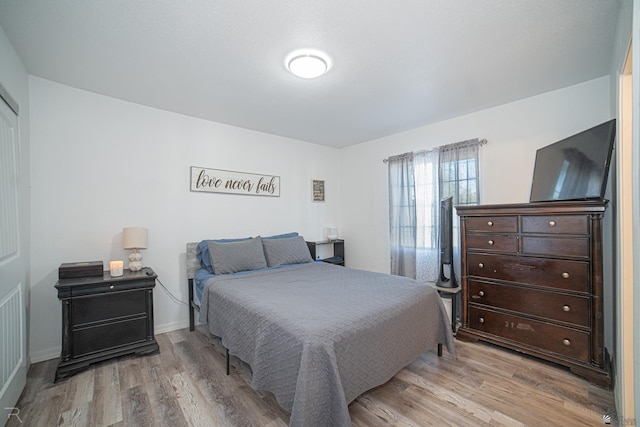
[529,119,616,203]
[439,196,453,264]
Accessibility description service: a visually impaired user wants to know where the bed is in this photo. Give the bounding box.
[186,234,455,427]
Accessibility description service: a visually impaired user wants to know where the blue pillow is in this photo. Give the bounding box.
[262,232,299,240]
[197,232,299,273]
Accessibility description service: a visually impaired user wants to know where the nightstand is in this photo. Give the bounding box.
[306,239,345,265]
[54,268,159,382]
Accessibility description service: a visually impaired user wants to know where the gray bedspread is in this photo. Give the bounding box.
[200,262,455,427]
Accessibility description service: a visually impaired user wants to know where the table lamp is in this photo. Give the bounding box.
[123,227,148,271]
[327,227,338,241]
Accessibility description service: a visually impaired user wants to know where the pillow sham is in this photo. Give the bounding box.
[198,232,299,273]
[208,236,268,274]
[198,237,251,273]
[262,235,313,267]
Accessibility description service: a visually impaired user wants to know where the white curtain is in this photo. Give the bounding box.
[388,153,416,278]
[414,149,440,282]
[388,139,480,281]
[438,140,480,283]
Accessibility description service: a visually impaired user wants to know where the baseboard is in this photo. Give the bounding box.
[30,346,61,364]
[154,319,191,335]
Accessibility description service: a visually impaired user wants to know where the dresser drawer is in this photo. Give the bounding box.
[72,317,147,357]
[467,253,589,292]
[466,234,517,253]
[468,280,590,327]
[468,306,590,363]
[521,236,589,258]
[522,215,588,235]
[72,289,147,325]
[466,216,517,233]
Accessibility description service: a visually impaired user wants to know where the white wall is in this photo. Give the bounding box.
[24,68,615,362]
[28,77,342,361]
[340,77,612,273]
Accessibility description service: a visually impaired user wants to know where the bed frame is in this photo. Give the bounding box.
[186,242,231,374]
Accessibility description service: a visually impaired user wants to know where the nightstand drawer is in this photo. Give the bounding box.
[466,234,517,253]
[521,215,588,235]
[73,317,147,357]
[466,216,517,233]
[468,280,590,327]
[72,289,147,325]
[468,306,590,363]
[467,253,589,292]
[69,278,154,297]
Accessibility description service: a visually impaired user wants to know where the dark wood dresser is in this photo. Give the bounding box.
[456,200,610,387]
[54,268,159,382]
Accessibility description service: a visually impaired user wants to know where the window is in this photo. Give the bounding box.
[388,139,481,280]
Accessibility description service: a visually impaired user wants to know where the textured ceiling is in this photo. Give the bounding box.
[0,0,621,148]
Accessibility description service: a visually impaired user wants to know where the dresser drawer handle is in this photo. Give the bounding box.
[549,220,557,227]
[478,290,485,297]
[478,317,485,324]
[562,338,571,346]
[487,221,494,226]
[562,305,571,312]
[109,285,114,290]
[478,263,484,268]
[487,240,494,246]
[561,272,570,279]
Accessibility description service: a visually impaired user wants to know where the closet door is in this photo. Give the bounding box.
[0,89,27,417]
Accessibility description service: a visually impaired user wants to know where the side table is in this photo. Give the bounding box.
[435,285,461,334]
[54,267,159,382]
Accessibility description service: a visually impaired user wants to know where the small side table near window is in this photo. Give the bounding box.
[54,267,159,382]
[306,239,345,266]
[436,284,461,334]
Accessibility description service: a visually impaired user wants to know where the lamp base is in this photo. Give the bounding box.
[128,251,143,272]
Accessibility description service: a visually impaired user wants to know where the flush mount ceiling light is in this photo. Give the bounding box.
[286,51,330,79]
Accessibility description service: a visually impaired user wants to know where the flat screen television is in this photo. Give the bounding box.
[529,119,616,203]
[436,196,457,289]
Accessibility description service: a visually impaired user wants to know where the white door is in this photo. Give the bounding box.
[0,92,27,421]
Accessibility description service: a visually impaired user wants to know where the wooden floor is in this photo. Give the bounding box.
[8,327,616,427]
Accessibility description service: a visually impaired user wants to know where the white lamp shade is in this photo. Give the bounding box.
[123,227,148,249]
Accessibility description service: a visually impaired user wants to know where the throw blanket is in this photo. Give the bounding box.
[200,262,455,427]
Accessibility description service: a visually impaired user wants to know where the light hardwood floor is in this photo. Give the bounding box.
[7,327,616,427]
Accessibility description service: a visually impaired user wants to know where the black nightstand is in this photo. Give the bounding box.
[54,268,159,382]
[306,239,345,265]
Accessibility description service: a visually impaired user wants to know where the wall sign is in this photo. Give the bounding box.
[190,166,280,197]
[312,179,325,202]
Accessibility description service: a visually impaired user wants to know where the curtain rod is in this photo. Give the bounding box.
[382,138,487,163]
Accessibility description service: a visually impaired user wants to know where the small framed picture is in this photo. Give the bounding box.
[312,179,325,202]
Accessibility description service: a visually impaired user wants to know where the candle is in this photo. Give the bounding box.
[109,260,124,277]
